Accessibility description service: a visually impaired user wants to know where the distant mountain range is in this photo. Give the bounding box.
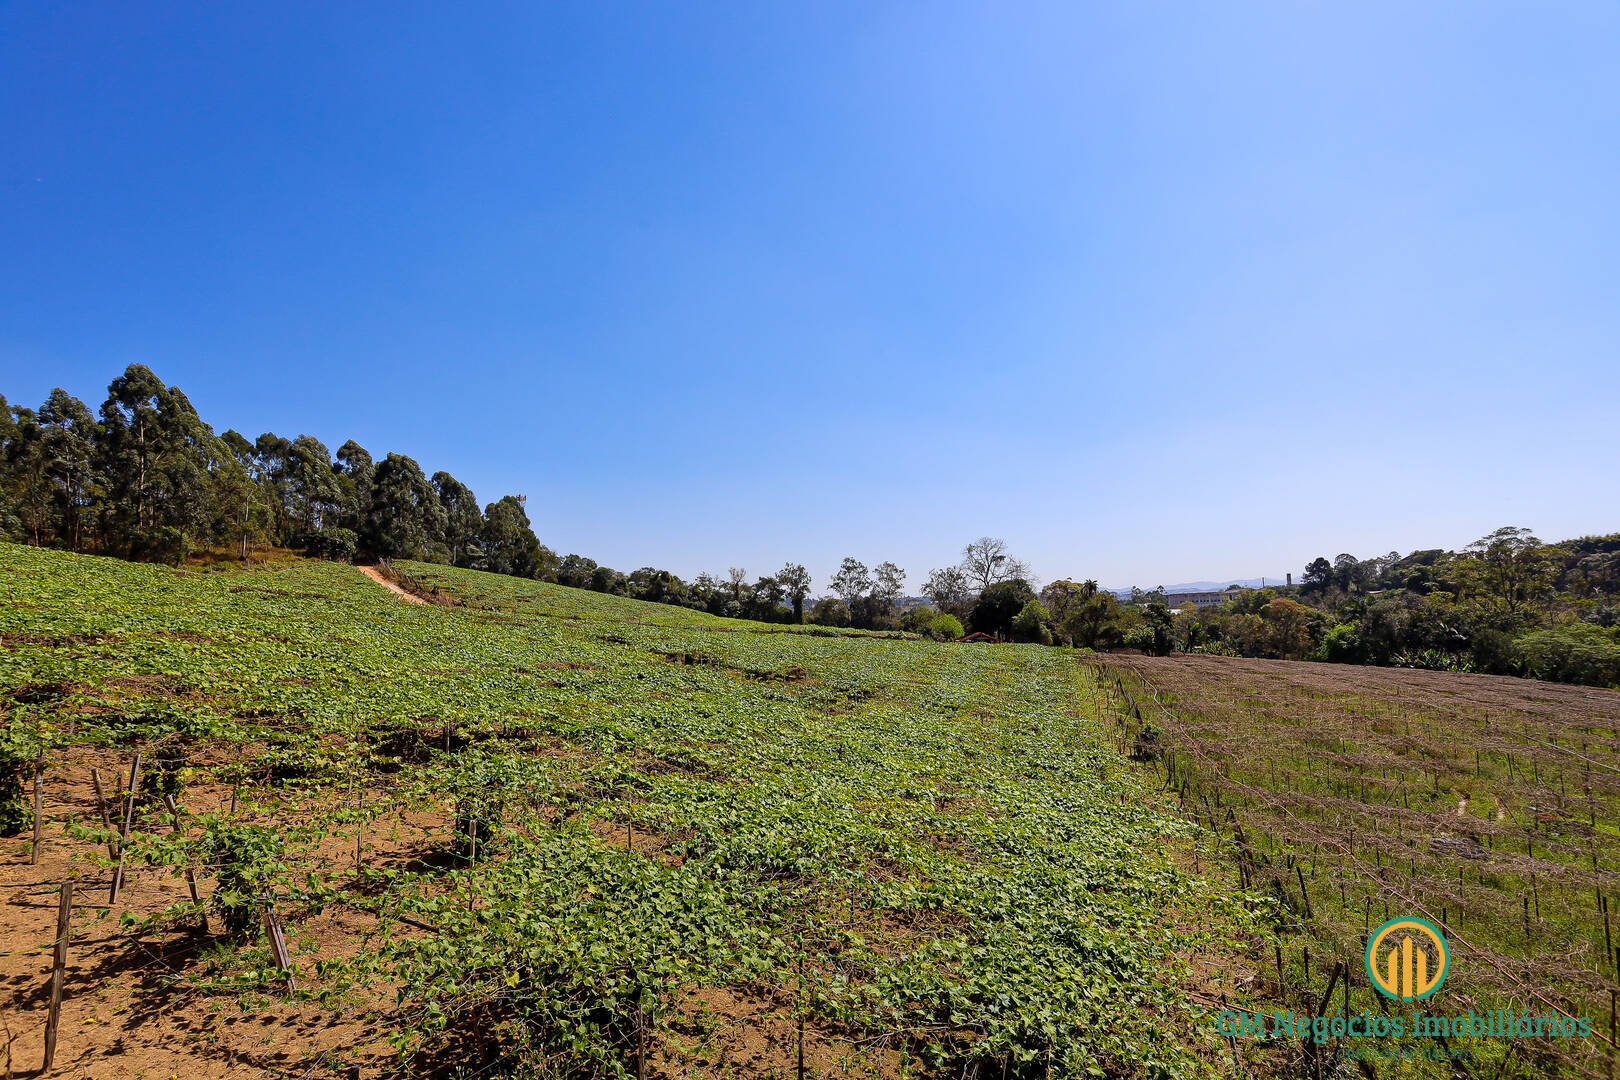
[1108,576,1289,599]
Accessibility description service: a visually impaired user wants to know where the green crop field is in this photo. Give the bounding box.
[0,543,1251,1080]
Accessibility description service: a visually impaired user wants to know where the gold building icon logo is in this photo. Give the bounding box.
[1365,917,1449,1001]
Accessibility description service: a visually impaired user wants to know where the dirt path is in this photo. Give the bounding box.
[355,564,426,604]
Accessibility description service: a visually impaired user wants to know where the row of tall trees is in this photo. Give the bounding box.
[0,366,546,573]
[0,376,1043,635]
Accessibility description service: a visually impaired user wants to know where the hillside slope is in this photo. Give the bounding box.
[0,546,1238,1079]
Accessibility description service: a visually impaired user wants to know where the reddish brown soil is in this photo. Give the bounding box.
[354,565,425,605]
[0,747,437,1080]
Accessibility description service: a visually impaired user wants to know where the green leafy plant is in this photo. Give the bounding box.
[202,821,288,937]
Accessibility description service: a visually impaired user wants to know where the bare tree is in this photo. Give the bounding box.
[1004,557,1038,590]
[727,566,748,600]
[961,536,1015,593]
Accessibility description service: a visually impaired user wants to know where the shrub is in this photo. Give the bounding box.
[1514,625,1620,687]
[313,527,358,562]
[0,730,32,837]
[809,598,851,627]
[417,541,453,565]
[1122,625,1155,652]
[1316,623,1366,665]
[140,740,190,800]
[202,822,287,937]
[1011,600,1053,645]
[926,613,965,641]
[1470,627,1519,675]
[969,579,1036,638]
[899,605,938,635]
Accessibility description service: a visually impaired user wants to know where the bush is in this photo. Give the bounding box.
[417,541,453,565]
[1470,627,1519,675]
[969,579,1036,638]
[312,527,358,562]
[1122,625,1155,652]
[809,598,851,627]
[203,822,287,937]
[1513,625,1620,687]
[926,613,965,641]
[1316,623,1366,665]
[1011,601,1053,645]
[134,526,190,565]
[899,606,937,635]
[0,730,32,837]
[140,740,190,801]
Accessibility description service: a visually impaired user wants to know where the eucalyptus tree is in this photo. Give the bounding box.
[217,430,274,559]
[365,453,446,560]
[97,365,221,560]
[35,389,100,552]
[335,440,375,531]
[479,494,542,577]
[776,562,812,623]
[0,394,16,538]
[287,434,344,543]
[872,561,906,604]
[830,557,872,606]
[922,565,971,616]
[3,403,50,545]
[433,471,484,567]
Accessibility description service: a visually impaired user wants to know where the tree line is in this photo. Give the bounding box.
[0,369,1074,639]
[1109,527,1620,687]
[5,368,1616,684]
[0,367,962,631]
[0,366,550,575]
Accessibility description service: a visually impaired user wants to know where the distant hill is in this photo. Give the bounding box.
[1108,576,1288,600]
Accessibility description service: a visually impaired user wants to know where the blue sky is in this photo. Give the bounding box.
[3,2,1617,591]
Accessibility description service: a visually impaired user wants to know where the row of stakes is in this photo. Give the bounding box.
[25,750,296,1074]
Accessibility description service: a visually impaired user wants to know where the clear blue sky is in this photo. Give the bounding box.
[4,3,1617,591]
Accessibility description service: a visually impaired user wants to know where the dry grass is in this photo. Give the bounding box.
[1092,652,1620,1077]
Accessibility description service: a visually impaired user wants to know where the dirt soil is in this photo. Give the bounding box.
[355,565,425,605]
[0,747,427,1080]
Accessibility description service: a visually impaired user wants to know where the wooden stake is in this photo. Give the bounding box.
[29,750,44,864]
[636,1003,648,1080]
[262,896,296,992]
[163,796,207,931]
[109,753,141,904]
[42,880,71,1071]
[90,768,118,859]
[1611,989,1616,1080]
